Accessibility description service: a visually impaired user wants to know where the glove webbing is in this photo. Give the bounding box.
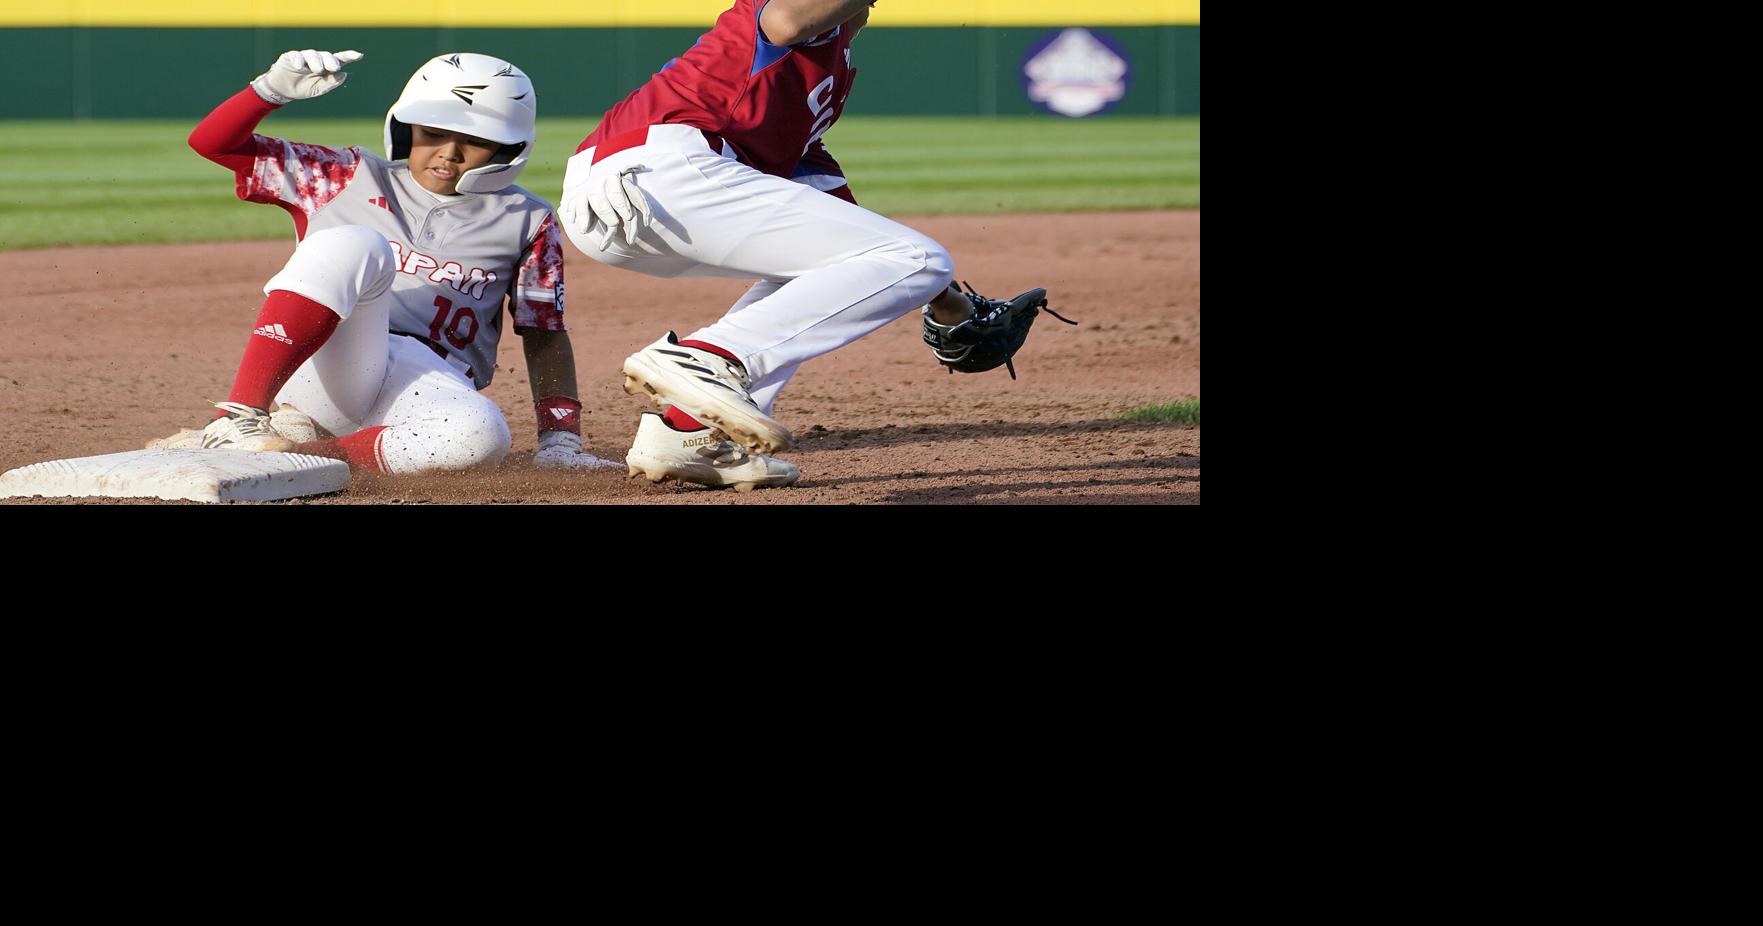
[958,280,1078,380]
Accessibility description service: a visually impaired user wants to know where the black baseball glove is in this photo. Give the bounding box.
[921,282,1076,379]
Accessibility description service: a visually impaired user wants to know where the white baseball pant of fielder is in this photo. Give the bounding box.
[560,125,954,415]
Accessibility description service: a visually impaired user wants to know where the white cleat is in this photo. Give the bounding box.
[145,428,205,450]
[625,411,798,491]
[200,401,298,452]
[621,331,794,455]
[148,403,324,450]
[268,403,325,442]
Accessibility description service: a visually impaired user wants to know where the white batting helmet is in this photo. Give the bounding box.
[384,52,537,194]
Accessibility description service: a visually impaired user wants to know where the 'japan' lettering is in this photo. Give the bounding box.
[393,241,497,299]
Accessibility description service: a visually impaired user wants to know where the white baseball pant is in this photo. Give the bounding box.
[562,124,954,414]
[262,225,511,472]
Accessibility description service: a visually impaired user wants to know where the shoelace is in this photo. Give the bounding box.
[958,281,1078,380]
[210,402,279,439]
[699,440,751,465]
[961,280,1077,325]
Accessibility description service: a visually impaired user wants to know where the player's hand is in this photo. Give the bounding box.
[534,431,623,471]
[560,165,653,251]
[252,49,364,105]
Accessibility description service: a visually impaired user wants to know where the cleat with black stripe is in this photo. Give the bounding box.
[620,331,794,454]
[624,411,798,490]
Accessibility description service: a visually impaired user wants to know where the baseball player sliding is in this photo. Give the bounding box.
[150,49,620,474]
[561,0,1066,491]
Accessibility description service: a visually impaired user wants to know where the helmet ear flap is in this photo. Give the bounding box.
[489,141,525,166]
[389,119,413,161]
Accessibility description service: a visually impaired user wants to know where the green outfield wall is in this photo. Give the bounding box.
[0,25,1198,120]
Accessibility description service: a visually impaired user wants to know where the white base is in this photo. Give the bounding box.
[0,449,351,503]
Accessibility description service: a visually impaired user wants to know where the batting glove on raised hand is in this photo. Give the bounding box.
[252,49,364,105]
[534,431,623,471]
[559,166,653,251]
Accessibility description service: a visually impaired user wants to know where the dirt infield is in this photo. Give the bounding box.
[0,210,1199,504]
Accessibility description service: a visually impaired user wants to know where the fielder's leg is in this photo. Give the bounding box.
[565,129,950,454]
[637,279,801,488]
[624,276,803,490]
[656,280,799,433]
[564,127,954,384]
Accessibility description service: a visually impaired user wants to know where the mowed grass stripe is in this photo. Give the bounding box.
[0,116,1198,249]
[858,160,1198,185]
[867,187,1197,213]
[1,182,235,205]
[8,210,294,249]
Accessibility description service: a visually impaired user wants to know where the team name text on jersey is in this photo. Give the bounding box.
[803,76,838,156]
[388,239,500,300]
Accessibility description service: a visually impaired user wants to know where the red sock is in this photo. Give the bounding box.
[664,406,705,430]
[670,339,742,431]
[296,427,389,472]
[679,338,742,368]
[223,291,340,412]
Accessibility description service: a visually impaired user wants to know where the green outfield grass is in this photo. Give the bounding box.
[1117,400,1200,425]
[0,116,1197,251]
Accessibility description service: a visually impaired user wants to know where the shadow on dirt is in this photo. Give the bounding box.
[806,455,1201,504]
[789,417,1196,451]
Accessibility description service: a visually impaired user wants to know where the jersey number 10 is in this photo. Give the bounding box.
[429,296,480,349]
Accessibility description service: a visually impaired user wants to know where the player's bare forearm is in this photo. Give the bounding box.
[521,328,579,403]
[761,0,875,45]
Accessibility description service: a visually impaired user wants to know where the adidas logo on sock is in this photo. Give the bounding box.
[253,323,294,345]
[550,408,573,420]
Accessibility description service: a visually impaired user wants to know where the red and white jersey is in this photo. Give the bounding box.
[198,89,565,390]
[581,0,858,184]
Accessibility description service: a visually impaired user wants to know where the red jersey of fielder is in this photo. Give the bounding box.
[581,0,858,201]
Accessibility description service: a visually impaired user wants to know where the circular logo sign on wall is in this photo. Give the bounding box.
[1022,28,1132,118]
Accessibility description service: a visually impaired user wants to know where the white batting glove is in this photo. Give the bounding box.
[252,49,365,105]
[560,165,654,251]
[534,431,623,471]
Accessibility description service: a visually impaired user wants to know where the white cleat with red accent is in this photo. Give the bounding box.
[622,331,794,455]
[625,411,798,492]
